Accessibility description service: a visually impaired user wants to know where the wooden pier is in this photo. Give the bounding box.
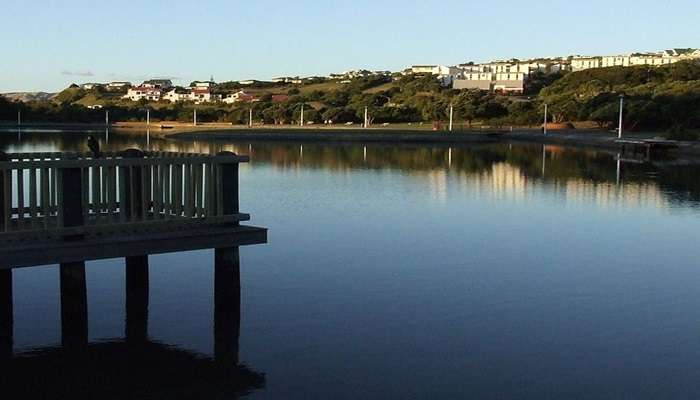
[616,138,680,159]
[0,149,267,363]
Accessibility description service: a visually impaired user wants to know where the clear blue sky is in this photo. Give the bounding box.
[1,0,698,92]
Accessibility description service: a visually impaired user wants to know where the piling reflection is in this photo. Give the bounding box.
[0,247,265,399]
[0,340,265,399]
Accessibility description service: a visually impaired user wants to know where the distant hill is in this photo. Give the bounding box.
[2,92,56,102]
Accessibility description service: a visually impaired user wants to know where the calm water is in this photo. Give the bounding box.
[4,129,700,399]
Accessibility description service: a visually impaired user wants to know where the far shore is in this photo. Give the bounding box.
[4,121,700,158]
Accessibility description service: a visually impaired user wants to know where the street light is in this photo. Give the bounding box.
[618,94,625,138]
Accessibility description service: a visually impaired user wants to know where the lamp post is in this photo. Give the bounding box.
[618,94,625,139]
[300,103,304,127]
[448,104,454,132]
[543,103,548,136]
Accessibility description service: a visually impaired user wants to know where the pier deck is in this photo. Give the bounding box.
[0,150,267,268]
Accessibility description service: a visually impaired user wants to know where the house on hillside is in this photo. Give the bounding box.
[222,90,259,104]
[163,88,190,103]
[106,81,131,90]
[192,80,215,88]
[410,65,462,86]
[189,88,221,104]
[81,83,103,90]
[123,86,162,101]
[142,79,173,89]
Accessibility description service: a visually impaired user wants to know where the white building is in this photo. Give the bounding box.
[192,80,215,88]
[142,79,173,90]
[189,88,220,104]
[571,57,602,71]
[410,65,462,86]
[222,90,259,104]
[123,86,162,101]
[163,89,190,103]
[106,81,131,90]
[81,83,104,90]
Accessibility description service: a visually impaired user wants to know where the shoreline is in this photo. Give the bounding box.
[167,128,700,157]
[167,128,505,143]
[5,122,700,158]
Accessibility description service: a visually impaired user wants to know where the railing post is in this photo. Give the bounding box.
[0,152,7,227]
[217,152,239,222]
[59,154,84,237]
[119,149,145,220]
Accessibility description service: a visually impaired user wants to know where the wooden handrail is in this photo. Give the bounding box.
[0,150,248,240]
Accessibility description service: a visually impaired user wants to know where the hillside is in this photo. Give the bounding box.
[539,60,700,130]
[2,92,56,102]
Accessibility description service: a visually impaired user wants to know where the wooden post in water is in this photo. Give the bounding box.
[60,261,88,350]
[0,269,12,360]
[217,152,240,221]
[119,149,145,220]
[214,246,241,365]
[125,255,149,342]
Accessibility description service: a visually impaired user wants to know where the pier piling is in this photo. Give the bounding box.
[125,256,149,342]
[60,262,88,350]
[0,269,12,359]
[214,247,241,364]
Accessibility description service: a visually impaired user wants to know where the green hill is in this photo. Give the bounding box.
[539,60,700,130]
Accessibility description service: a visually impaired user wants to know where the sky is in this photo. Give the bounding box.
[1,0,699,92]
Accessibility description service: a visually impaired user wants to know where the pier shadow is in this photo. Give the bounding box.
[0,340,265,399]
[0,248,265,399]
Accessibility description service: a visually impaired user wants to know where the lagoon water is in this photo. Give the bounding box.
[4,129,700,399]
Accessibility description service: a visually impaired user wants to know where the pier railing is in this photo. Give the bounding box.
[0,150,248,242]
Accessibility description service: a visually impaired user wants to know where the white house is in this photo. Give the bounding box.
[123,86,162,101]
[410,65,462,86]
[192,80,215,88]
[163,89,190,103]
[80,83,103,90]
[142,79,173,90]
[106,81,131,90]
[453,71,526,94]
[222,90,259,104]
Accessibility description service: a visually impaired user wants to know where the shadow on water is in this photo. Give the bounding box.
[0,341,265,399]
[0,249,266,399]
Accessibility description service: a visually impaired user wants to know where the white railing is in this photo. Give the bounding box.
[0,151,248,242]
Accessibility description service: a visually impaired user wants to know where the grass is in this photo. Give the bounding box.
[363,81,398,94]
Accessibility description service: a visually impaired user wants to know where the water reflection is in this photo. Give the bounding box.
[3,130,700,209]
[0,248,265,399]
